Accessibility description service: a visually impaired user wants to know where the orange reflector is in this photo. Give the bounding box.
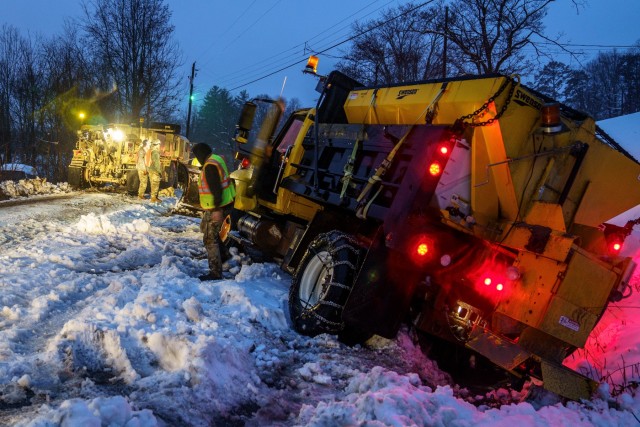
[417,243,429,256]
[429,162,441,176]
[305,55,319,74]
[541,103,561,127]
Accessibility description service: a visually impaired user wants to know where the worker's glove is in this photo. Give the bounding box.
[219,215,231,242]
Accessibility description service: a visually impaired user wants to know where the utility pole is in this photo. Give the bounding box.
[186,62,196,139]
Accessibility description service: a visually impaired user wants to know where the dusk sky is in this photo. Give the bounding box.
[2,0,640,109]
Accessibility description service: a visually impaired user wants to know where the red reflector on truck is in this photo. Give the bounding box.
[416,243,429,256]
[408,235,434,264]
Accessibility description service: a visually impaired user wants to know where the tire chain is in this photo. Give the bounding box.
[303,231,363,330]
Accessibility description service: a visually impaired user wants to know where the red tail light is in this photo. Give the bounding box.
[408,234,434,264]
[428,162,441,176]
[439,145,449,155]
[240,157,251,169]
[610,241,623,254]
[480,274,507,293]
[603,223,628,256]
[416,243,429,256]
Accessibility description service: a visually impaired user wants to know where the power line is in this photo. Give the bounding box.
[198,1,637,94]
[194,0,259,63]
[219,0,283,53]
[212,0,396,88]
[537,41,640,49]
[211,0,389,84]
[228,0,434,92]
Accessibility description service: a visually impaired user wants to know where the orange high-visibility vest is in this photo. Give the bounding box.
[198,154,235,209]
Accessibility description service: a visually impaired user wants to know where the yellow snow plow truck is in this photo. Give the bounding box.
[68,122,191,194]
[225,61,640,401]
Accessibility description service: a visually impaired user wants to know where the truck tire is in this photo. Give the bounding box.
[176,162,190,191]
[289,231,361,336]
[68,166,87,189]
[165,162,177,188]
[126,170,141,196]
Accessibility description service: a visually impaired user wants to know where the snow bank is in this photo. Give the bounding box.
[0,178,72,199]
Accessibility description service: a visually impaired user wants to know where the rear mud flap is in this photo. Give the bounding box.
[342,231,421,339]
[466,328,597,401]
[540,360,597,401]
[466,328,531,371]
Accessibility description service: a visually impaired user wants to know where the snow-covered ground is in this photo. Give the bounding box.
[1,186,640,426]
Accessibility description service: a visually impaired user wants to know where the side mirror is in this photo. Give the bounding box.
[234,101,257,144]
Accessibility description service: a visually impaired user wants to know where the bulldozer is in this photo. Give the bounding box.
[68,122,191,194]
[221,57,640,401]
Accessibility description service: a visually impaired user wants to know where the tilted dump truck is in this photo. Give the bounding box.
[68,122,191,194]
[224,63,640,400]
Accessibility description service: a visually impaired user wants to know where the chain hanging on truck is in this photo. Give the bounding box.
[355,83,449,219]
[339,134,361,199]
[454,75,519,129]
[341,92,379,200]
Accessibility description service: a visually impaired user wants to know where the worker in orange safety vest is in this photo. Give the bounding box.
[192,142,236,281]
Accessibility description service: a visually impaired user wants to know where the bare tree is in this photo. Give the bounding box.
[337,2,444,85]
[336,0,563,84]
[0,25,23,164]
[619,46,640,116]
[568,48,640,120]
[39,23,94,181]
[13,35,45,167]
[81,0,182,123]
[443,0,553,75]
[283,97,302,119]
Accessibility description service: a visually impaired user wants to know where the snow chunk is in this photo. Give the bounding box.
[16,374,30,388]
[147,332,190,371]
[182,297,203,322]
[76,212,117,234]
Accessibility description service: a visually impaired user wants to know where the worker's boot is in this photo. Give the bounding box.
[198,272,222,281]
[150,196,161,203]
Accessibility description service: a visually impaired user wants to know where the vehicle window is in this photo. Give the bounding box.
[276,117,304,155]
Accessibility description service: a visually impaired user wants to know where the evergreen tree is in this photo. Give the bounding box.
[530,61,572,102]
[191,86,239,163]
